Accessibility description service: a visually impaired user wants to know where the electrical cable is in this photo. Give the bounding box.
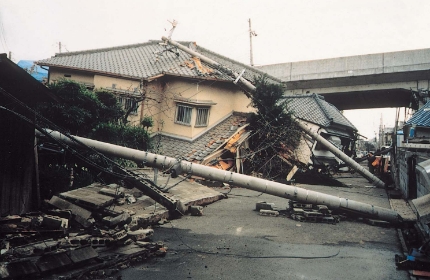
[218,181,276,198]
[0,88,156,182]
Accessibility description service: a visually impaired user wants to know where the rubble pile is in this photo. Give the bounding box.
[0,182,172,279]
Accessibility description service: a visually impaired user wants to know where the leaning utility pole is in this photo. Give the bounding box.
[160,36,385,188]
[36,129,400,223]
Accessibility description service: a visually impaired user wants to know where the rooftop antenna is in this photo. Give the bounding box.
[248,18,257,66]
[159,19,178,47]
[167,19,178,40]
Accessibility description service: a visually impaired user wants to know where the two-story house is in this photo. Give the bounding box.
[37,40,281,159]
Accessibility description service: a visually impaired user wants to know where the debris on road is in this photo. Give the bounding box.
[188,206,204,216]
[259,209,279,217]
[255,201,275,211]
[288,201,339,224]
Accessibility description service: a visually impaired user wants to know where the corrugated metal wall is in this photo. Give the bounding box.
[0,109,34,216]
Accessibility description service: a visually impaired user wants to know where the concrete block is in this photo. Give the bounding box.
[48,196,93,228]
[69,234,92,246]
[127,229,154,241]
[42,215,68,229]
[189,205,203,216]
[102,212,131,228]
[112,229,128,241]
[90,237,113,247]
[256,201,274,211]
[46,209,72,220]
[259,209,279,217]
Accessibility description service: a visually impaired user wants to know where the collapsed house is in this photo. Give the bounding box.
[281,93,358,173]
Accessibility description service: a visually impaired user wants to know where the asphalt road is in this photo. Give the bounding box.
[119,174,409,280]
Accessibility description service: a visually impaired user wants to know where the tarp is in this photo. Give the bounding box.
[17,60,48,82]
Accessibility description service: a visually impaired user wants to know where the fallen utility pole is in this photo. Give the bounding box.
[37,129,401,223]
[161,36,385,188]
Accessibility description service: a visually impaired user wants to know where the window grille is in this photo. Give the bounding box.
[195,107,209,126]
[175,105,192,125]
[118,96,138,115]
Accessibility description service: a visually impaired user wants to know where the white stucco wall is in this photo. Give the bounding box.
[151,78,254,139]
[49,67,95,85]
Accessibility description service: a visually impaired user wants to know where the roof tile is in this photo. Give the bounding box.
[282,93,356,130]
[37,40,280,84]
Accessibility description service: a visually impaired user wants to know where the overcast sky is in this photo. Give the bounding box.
[1,0,427,140]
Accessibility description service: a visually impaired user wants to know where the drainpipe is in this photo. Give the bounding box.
[36,129,400,223]
[161,37,386,188]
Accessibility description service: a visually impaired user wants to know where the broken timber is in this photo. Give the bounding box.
[37,129,401,223]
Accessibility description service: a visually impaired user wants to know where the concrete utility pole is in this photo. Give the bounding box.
[36,129,400,223]
[8,51,11,60]
[59,42,62,53]
[161,36,385,188]
[249,18,257,66]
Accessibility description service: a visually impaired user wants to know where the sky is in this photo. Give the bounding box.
[1,0,428,139]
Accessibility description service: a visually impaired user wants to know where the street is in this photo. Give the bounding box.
[119,171,409,280]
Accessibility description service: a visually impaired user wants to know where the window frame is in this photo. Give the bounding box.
[175,104,193,126]
[118,96,139,115]
[195,107,210,127]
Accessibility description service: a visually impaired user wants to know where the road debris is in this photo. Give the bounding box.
[0,186,169,279]
[288,200,339,224]
[259,209,279,217]
[255,201,275,211]
[188,206,204,216]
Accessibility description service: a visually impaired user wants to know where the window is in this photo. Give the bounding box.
[118,96,138,115]
[175,105,192,125]
[195,107,209,127]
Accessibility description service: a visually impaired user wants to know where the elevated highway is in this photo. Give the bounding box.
[257,48,430,110]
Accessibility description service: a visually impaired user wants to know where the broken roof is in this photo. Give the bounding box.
[36,40,281,84]
[282,93,357,131]
[154,112,248,161]
[406,100,430,127]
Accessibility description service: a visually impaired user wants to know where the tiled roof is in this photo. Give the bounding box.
[282,93,357,130]
[36,40,281,84]
[152,113,248,161]
[406,100,430,127]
